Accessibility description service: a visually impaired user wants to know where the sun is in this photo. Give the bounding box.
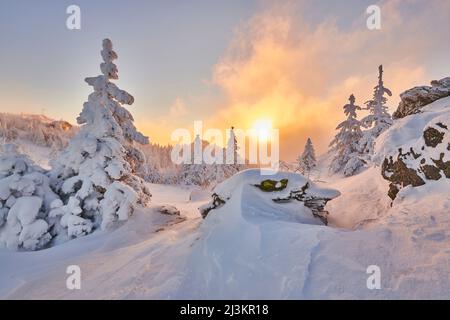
[252,119,273,142]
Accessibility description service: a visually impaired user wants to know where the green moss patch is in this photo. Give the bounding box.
[254,179,288,192]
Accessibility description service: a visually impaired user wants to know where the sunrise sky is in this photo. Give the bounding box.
[1,0,450,160]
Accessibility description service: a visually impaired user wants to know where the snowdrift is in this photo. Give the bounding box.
[200,169,340,225]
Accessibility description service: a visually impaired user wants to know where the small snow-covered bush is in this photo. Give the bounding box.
[0,144,59,250]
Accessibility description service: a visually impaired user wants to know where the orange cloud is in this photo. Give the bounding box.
[205,0,448,161]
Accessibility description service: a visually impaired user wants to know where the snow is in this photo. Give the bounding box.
[212,169,337,201]
[0,165,450,299]
[0,196,51,251]
[374,96,450,164]
[206,169,340,224]
[0,184,201,299]
[0,144,60,250]
[1,70,450,298]
[326,167,391,229]
[0,161,450,298]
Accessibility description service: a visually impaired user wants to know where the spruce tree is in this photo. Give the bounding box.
[50,39,151,237]
[297,138,317,178]
[329,94,365,176]
[359,65,393,155]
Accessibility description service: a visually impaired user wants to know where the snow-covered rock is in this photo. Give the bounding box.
[200,169,340,225]
[376,96,450,199]
[393,77,450,119]
[154,205,180,216]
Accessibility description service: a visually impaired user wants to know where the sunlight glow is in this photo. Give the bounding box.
[252,119,273,142]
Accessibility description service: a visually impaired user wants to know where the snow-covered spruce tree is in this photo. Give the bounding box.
[329,94,366,176]
[226,127,238,165]
[181,128,245,188]
[359,65,393,155]
[297,138,317,177]
[0,144,59,250]
[224,126,244,172]
[181,135,209,187]
[206,128,244,186]
[139,143,181,184]
[50,39,151,238]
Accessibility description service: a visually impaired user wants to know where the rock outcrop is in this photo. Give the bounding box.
[155,205,180,216]
[393,77,450,119]
[382,119,450,199]
[199,171,340,226]
[272,181,336,225]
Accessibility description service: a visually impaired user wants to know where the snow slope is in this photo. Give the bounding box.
[172,170,450,299]
[326,167,391,229]
[0,183,203,299]
[1,170,449,299]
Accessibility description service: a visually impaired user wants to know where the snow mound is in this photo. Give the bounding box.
[200,169,340,225]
